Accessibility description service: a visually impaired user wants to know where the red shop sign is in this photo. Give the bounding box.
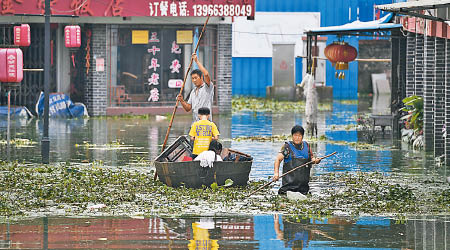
[14,24,31,47]
[64,25,81,48]
[1,0,255,17]
[0,48,23,83]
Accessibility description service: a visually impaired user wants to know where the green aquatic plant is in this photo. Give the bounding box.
[224,179,234,187]
[233,135,388,151]
[0,138,37,147]
[339,100,358,105]
[210,182,218,191]
[232,97,332,112]
[0,161,448,218]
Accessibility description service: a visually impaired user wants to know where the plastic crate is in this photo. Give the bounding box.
[155,136,193,162]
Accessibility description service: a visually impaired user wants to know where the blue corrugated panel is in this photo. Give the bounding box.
[232,57,303,97]
[256,0,393,25]
[232,57,271,97]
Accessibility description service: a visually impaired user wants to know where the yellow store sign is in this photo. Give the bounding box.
[132,30,149,44]
[177,30,193,44]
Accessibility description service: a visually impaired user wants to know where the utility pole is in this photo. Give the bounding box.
[41,0,50,164]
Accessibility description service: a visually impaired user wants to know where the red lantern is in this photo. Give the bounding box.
[14,24,31,47]
[0,48,23,83]
[64,25,81,48]
[324,42,357,70]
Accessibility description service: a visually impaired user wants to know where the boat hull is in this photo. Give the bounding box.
[155,160,252,188]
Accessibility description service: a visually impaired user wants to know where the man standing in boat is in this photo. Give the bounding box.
[177,53,214,122]
[273,125,321,196]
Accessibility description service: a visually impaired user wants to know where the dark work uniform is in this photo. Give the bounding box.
[283,218,310,249]
[278,141,312,195]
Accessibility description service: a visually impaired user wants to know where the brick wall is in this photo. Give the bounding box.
[399,36,407,102]
[423,35,434,152]
[85,24,108,116]
[446,39,450,165]
[407,33,450,164]
[217,24,232,113]
[406,32,415,97]
[414,34,424,96]
[434,37,445,156]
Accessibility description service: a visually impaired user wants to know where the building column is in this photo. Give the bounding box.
[445,39,450,165]
[415,34,424,96]
[434,37,445,156]
[406,32,416,97]
[423,35,435,152]
[399,35,407,102]
[391,35,399,114]
[217,23,232,113]
[85,24,108,116]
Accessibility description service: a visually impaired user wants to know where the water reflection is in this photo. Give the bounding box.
[0,215,448,249]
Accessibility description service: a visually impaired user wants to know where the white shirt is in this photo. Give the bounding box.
[194,150,222,168]
[187,82,214,122]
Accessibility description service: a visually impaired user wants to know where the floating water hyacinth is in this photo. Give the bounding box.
[0,161,448,218]
[0,138,36,147]
[232,97,332,112]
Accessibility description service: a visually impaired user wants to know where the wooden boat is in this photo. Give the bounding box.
[154,136,253,188]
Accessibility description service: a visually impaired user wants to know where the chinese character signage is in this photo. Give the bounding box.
[143,28,185,102]
[166,29,183,91]
[1,0,255,17]
[145,29,162,102]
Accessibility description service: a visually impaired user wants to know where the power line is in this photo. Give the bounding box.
[233,30,305,36]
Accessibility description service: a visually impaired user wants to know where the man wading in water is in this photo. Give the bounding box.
[177,53,214,122]
[273,125,321,196]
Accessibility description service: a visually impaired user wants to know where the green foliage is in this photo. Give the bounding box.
[400,95,423,134]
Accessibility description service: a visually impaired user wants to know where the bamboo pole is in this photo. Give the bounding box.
[23,69,44,71]
[247,152,337,197]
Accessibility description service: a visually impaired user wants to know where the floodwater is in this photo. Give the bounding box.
[1,99,449,249]
[0,215,448,249]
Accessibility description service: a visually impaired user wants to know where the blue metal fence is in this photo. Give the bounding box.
[232,57,303,97]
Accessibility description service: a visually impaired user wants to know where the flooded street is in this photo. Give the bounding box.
[1,100,449,248]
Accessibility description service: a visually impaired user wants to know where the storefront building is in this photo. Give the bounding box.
[377,1,450,165]
[0,1,254,116]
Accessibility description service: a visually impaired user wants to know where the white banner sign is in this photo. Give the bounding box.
[168,79,183,88]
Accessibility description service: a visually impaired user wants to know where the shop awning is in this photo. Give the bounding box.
[376,0,450,22]
[306,13,402,36]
